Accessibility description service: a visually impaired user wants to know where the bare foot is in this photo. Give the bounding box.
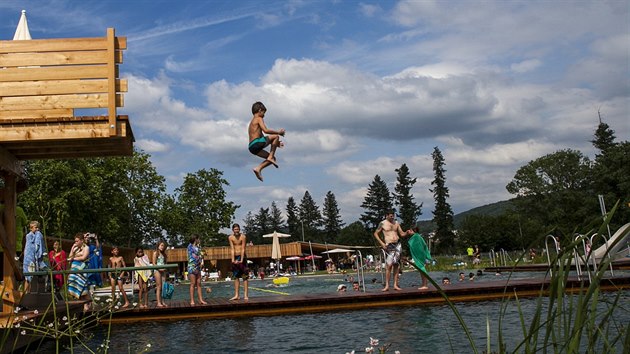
[253,169,263,182]
[267,158,279,168]
[199,300,208,305]
[190,302,195,306]
[229,296,239,301]
[394,286,402,291]
[139,304,147,309]
[157,303,165,307]
[418,286,429,290]
[243,297,249,301]
[122,303,129,308]
[381,287,389,292]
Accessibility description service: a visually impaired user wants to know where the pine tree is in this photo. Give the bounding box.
[298,191,322,242]
[242,211,260,244]
[430,147,455,254]
[269,201,285,232]
[591,110,616,155]
[360,175,393,231]
[322,191,345,243]
[286,197,300,240]
[254,207,272,240]
[394,163,422,229]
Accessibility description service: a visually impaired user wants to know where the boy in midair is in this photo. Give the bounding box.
[248,101,285,181]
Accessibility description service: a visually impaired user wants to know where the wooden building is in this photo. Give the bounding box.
[0,27,133,321]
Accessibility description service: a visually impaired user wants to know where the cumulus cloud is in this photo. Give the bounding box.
[136,139,170,153]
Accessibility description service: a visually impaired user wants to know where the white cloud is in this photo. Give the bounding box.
[136,139,170,153]
[358,3,381,18]
[511,59,542,73]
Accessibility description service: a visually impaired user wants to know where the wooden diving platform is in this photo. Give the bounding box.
[100,275,630,324]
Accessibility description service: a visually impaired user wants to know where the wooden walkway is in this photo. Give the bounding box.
[101,275,630,324]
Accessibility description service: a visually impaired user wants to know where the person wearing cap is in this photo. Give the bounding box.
[337,284,347,292]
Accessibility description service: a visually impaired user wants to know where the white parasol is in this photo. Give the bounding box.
[13,10,32,40]
[263,231,291,274]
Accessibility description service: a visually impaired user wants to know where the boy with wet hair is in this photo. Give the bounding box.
[248,101,285,181]
[228,223,249,300]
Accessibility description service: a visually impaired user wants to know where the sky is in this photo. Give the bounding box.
[1,0,628,229]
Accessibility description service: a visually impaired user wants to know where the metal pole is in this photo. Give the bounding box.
[308,241,315,272]
[301,220,305,242]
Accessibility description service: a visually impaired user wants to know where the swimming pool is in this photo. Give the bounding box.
[31,270,630,353]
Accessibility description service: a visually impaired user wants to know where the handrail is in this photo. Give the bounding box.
[355,250,366,292]
[489,249,497,266]
[545,235,560,277]
[590,233,614,277]
[573,234,588,282]
[23,264,178,276]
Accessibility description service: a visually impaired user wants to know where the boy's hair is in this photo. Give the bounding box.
[232,223,240,229]
[385,209,395,216]
[252,101,266,114]
[29,220,39,228]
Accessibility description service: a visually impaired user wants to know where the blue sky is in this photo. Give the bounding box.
[2,1,628,228]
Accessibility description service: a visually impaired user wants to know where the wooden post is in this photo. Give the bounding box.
[106,27,117,136]
[1,173,22,316]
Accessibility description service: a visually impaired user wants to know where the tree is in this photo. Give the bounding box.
[591,111,616,154]
[251,207,272,244]
[322,191,344,243]
[19,150,167,247]
[242,211,259,242]
[172,168,239,246]
[430,147,455,254]
[298,191,322,242]
[591,141,630,228]
[506,149,595,235]
[285,197,300,240]
[360,175,393,231]
[269,201,285,232]
[394,163,422,229]
[338,221,372,246]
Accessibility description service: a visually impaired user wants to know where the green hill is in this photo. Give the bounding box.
[416,199,515,233]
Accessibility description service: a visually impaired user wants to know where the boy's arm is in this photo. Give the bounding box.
[373,223,386,248]
[258,119,285,136]
[241,235,247,260]
[229,237,235,262]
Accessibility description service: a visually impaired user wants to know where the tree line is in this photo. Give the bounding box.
[11,115,627,255]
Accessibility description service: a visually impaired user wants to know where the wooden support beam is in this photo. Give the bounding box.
[0,147,25,178]
[1,174,23,315]
[107,28,117,136]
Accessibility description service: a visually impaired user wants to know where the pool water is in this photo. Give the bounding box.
[30,270,630,353]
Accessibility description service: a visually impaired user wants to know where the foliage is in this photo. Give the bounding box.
[19,150,167,247]
[298,191,322,242]
[269,201,285,232]
[430,147,455,254]
[285,197,300,240]
[394,163,422,230]
[322,191,344,243]
[360,175,393,231]
[337,221,373,246]
[170,168,238,246]
[506,149,597,235]
[591,141,630,228]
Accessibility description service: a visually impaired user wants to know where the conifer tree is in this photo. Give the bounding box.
[286,196,300,239]
[269,201,285,232]
[394,163,422,229]
[591,110,616,154]
[298,191,322,242]
[322,191,345,243]
[360,175,393,231]
[430,147,455,254]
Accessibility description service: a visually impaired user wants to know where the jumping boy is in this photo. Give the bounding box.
[248,101,285,181]
[228,223,249,300]
[108,246,130,308]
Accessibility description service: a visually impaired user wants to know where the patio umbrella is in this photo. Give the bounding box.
[13,10,32,40]
[263,231,291,274]
[304,255,322,260]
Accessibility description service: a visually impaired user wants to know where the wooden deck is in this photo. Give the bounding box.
[100,275,630,324]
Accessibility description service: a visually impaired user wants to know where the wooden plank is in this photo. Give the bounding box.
[0,109,73,120]
[0,79,127,97]
[107,28,117,136]
[0,35,126,54]
[0,121,127,141]
[0,65,111,82]
[0,93,123,110]
[0,50,123,67]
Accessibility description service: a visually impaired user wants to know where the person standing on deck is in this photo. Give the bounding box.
[373,210,413,291]
[187,235,207,306]
[23,221,47,293]
[67,233,91,311]
[228,224,249,301]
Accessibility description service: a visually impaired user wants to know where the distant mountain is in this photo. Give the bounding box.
[416,199,515,233]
